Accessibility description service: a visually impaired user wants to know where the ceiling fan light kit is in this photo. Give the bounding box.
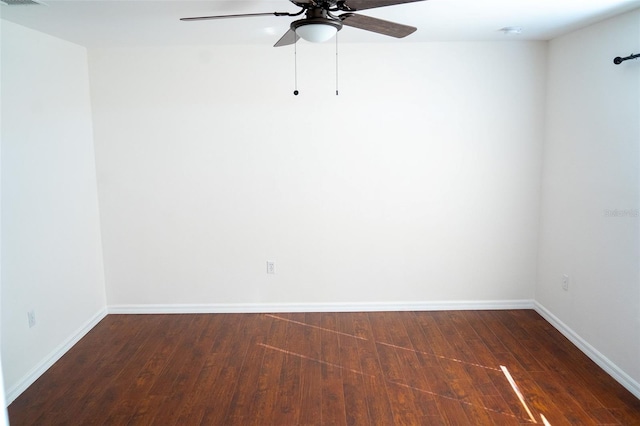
[293,20,342,42]
[295,22,338,42]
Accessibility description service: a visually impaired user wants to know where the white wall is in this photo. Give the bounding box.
[89,41,547,308]
[537,9,640,390]
[0,17,10,424]
[1,21,107,400]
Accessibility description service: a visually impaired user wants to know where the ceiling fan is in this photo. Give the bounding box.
[180,0,427,46]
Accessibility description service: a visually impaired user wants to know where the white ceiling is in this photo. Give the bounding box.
[1,0,640,48]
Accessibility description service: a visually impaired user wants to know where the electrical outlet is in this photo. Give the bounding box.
[27,310,36,328]
[562,274,569,291]
[266,261,275,274]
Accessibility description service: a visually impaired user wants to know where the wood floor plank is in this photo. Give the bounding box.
[530,371,599,425]
[8,310,640,425]
[486,311,548,373]
[508,369,577,426]
[270,314,304,425]
[243,314,287,425]
[174,313,252,425]
[336,313,371,425]
[466,310,511,355]
[292,312,323,426]
[448,312,527,423]
[319,312,348,426]
[461,337,529,421]
[368,312,424,425]
[382,312,442,420]
[418,312,490,424]
[351,312,396,425]
[406,312,474,424]
[222,315,273,424]
[199,314,260,425]
[148,315,224,425]
[99,314,197,425]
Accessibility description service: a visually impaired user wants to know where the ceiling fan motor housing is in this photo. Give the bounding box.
[291,7,343,36]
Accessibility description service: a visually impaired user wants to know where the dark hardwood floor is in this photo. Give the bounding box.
[8,310,640,425]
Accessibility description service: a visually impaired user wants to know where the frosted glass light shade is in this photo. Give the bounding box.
[296,23,338,43]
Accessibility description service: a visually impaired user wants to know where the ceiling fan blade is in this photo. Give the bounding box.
[274,28,300,47]
[340,13,416,38]
[339,0,426,12]
[180,12,292,22]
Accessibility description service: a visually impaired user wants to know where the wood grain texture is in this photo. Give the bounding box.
[9,310,640,425]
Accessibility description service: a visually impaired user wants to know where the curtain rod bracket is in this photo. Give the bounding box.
[613,53,640,65]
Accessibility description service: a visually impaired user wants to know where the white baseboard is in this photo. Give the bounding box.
[534,301,640,400]
[5,307,108,406]
[107,299,535,314]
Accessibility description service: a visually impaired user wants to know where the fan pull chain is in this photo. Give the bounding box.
[293,38,299,96]
[335,32,339,96]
